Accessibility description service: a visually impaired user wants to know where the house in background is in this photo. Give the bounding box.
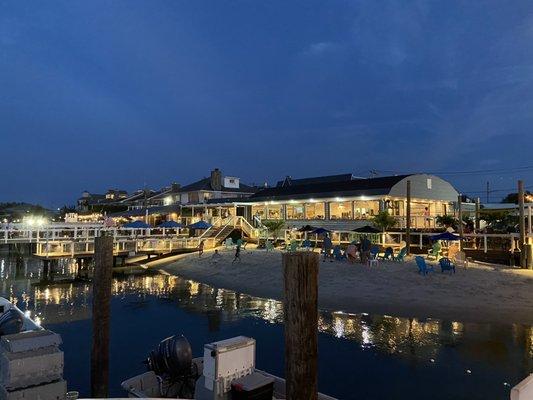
[178,168,259,205]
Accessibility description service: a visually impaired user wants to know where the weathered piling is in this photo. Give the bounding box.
[283,252,318,400]
[406,180,411,254]
[91,234,113,398]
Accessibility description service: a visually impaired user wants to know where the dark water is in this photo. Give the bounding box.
[0,255,531,400]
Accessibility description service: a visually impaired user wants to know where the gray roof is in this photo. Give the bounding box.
[249,175,412,202]
[178,177,258,193]
[276,173,354,187]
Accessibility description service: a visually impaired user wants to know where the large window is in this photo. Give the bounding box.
[252,205,266,219]
[266,205,283,219]
[305,202,325,219]
[329,201,353,219]
[354,200,380,219]
[286,204,305,219]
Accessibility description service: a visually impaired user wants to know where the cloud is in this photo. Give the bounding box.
[301,41,343,56]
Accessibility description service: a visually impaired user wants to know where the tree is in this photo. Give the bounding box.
[371,211,397,232]
[501,191,532,204]
[262,219,285,241]
[435,215,458,229]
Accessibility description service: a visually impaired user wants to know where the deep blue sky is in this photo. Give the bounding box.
[1,1,533,207]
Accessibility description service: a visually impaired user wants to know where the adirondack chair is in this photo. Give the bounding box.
[379,247,394,261]
[332,245,345,261]
[454,251,468,269]
[265,240,274,251]
[301,239,312,251]
[427,242,442,260]
[439,257,456,274]
[394,247,407,262]
[224,237,234,249]
[289,240,300,252]
[368,246,380,267]
[415,256,434,275]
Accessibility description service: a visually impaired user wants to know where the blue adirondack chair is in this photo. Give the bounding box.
[379,247,394,261]
[394,247,407,262]
[301,239,312,251]
[439,257,456,274]
[415,256,434,275]
[370,246,380,258]
[332,245,345,261]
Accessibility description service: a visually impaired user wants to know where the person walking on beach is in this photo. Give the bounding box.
[360,235,371,264]
[232,243,241,264]
[198,240,205,258]
[322,234,333,262]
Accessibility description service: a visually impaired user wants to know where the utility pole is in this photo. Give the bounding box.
[486,181,490,204]
[458,195,463,251]
[475,197,481,231]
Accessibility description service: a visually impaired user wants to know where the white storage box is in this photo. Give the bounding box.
[203,336,255,393]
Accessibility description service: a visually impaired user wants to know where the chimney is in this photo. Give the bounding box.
[171,182,180,192]
[210,168,222,191]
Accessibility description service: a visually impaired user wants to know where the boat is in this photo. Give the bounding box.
[121,335,337,400]
[0,297,41,334]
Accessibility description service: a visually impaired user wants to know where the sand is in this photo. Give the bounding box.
[158,248,533,325]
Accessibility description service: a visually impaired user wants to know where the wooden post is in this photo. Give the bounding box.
[458,195,463,251]
[518,180,526,268]
[475,197,481,231]
[283,252,318,400]
[91,234,114,398]
[406,180,411,255]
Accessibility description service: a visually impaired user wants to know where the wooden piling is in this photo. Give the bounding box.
[406,180,411,255]
[91,234,114,398]
[518,180,526,268]
[283,252,318,400]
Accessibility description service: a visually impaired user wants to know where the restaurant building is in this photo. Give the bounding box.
[195,173,459,231]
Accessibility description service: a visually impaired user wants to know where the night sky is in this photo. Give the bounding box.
[1,1,533,207]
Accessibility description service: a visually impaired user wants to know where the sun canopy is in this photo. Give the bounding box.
[298,224,317,232]
[311,227,331,235]
[158,220,183,228]
[352,225,381,233]
[187,220,212,230]
[431,232,462,241]
[122,220,151,229]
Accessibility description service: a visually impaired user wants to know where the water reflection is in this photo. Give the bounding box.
[0,254,532,396]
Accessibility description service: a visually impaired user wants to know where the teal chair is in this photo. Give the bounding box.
[394,247,407,262]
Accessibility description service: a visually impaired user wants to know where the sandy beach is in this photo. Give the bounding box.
[158,248,533,325]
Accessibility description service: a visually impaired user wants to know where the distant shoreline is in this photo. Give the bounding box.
[157,248,533,325]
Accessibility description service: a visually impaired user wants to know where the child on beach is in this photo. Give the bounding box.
[211,249,222,264]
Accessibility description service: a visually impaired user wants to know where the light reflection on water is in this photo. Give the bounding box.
[0,254,532,399]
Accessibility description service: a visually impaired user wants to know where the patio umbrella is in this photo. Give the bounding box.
[298,224,317,232]
[310,227,331,235]
[187,220,212,230]
[123,220,151,229]
[158,220,183,229]
[352,225,381,234]
[431,232,462,241]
